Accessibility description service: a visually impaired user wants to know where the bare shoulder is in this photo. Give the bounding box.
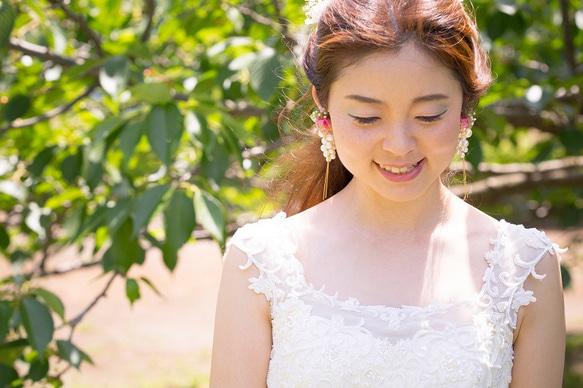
[511,247,565,387]
[210,243,272,386]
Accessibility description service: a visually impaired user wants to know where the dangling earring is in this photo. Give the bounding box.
[457,114,475,199]
[311,107,336,200]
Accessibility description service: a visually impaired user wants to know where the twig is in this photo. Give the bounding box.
[0,82,99,135]
[6,37,83,67]
[66,271,120,337]
[559,0,577,75]
[42,261,102,277]
[236,4,283,32]
[141,0,156,43]
[235,4,299,49]
[47,0,105,58]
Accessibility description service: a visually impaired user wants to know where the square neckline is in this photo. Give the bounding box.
[272,212,509,313]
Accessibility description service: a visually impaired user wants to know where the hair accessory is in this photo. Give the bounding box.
[304,0,331,25]
[311,107,335,199]
[456,114,475,159]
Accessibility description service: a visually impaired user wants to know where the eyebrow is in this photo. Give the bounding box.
[345,93,450,104]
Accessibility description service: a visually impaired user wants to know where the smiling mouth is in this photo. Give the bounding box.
[379,161,420,174]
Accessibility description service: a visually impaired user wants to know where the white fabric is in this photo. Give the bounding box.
[228,213,561,387]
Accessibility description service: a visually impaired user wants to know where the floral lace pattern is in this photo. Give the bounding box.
[228,213,562,387]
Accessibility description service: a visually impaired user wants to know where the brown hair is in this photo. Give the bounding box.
[271,0,491,215]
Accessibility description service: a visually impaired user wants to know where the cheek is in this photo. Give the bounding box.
[331,121,374,155]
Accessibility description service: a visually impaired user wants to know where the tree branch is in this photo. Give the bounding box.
[235,4,299,49]
[47,0,105,58]
[6,37,84,67]
[489,102,569,134]
[559,0,577,74]
[66,271,119,336]
[141,0,156,43]
[0,82,99,135]
[451,157,583,204]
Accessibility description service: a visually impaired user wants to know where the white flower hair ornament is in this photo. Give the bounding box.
[304,0,331,25]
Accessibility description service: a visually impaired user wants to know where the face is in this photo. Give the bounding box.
[325,42,464,204]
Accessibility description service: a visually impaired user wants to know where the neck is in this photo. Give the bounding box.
[329,180,453,236]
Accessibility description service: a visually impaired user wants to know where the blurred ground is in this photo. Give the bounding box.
[8,227,582,387]
[51,241,222,388]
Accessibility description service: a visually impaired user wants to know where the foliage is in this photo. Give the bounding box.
[564,333,583,387]
[0,0,580,385]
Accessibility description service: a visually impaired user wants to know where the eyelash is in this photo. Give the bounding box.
[351,116,379,125]
[417,110,447,123]
[350,110,447,125]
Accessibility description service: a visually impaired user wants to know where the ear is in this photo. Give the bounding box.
[311,86,324,109]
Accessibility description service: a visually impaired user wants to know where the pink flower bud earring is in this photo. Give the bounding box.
[457,114,475,199]
[311,107,336,200]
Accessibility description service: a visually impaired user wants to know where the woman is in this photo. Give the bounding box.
[210,0,566,386]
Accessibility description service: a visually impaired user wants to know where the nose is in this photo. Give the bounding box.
[381,122,416,156]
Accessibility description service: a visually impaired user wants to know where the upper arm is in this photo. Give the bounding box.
[210,245,272,387]
[510,251,565,388]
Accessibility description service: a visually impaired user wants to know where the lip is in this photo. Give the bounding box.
[376,158,425,183]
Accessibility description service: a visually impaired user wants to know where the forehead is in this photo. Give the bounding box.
[330,43,462,102]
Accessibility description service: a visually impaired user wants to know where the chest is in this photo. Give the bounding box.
[298,234,489,307]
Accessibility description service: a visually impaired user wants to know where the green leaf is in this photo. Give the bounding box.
[0,300,11,339]
[60,150,83,184]
[146,104,185,166]
[162,190,195,271]
[194,190,225,244]
[126,278,140,305]
[29,146,57,177]
[57,340,92,369]
[44,187,85,209]
[82,118,125,190]
[0,224,9,250]
[248,47,282,101]
[19,297,54,358]
[28,358,49,382]
[0,338,28,366]
[0,1,16,49]
[132,184,172,238]
[119,120,144,164]
[130,83,173,104]
[0,364,18,384]
[107,218,145,273]
[561,264,571,290]
[162,243,178,271]
[185,111,210,147]
[164,191,196,252]
[5,94,31,121]
[32,288,65,321]
[72,205,107,243]
[201,137,230,184]
[140,277,162,297]
[99,55,131,97]
[107,197,134,234]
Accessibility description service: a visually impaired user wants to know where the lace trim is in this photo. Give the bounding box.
[229,213,560,326]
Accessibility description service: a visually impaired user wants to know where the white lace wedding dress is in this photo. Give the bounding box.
[227,213,562,387]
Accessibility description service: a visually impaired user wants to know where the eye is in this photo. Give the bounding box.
[350,115,379,125]
[416,110,447,123]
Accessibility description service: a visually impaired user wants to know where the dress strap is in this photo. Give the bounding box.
[479,220,564,328]
[226,213,298,304]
